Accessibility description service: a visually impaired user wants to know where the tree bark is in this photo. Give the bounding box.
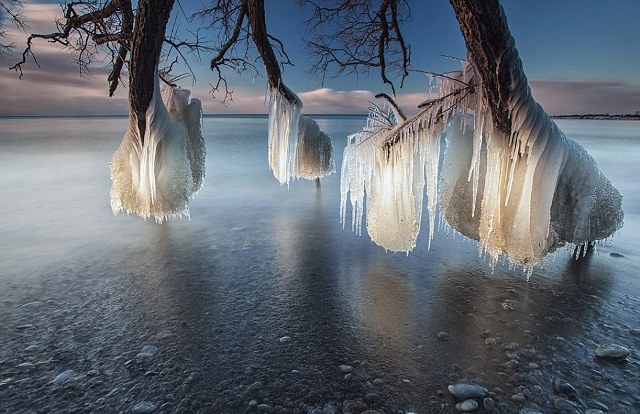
[129,0,175,143]
[449,0,525,136]
[245,0,299,103]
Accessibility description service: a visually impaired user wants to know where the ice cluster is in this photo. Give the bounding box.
[110,75,205,222]
[341,62,623,267]
[268,86,334,185]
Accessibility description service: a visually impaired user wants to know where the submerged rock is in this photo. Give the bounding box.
[455,399,479,412]
[448,383,488,400]
[132,401,156,413]
[594,344,630,359]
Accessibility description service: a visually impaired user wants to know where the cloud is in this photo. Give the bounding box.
[530,79,640,115]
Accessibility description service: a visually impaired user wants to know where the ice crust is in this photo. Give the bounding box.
[268,86,334,184]
[340,62,623,266]
[110,76,205,223]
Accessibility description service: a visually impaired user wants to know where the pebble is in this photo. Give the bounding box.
[257,403,272,412]
[594,344,630,359]
[52,369,76,384]
[482,398,495,412]
[584,410,604,414]
[247,381,262,392]
[501,300,516,311]
[448,383,488,400]
[372,378,384,385]
[437,331,449,339]
[629,328,640,336]
[485,337,497,346]
[136,345,158,359]
[21,301,43,308]
[553,379,577,398]
[511,393,525,402]
[339,364,353,373]
[455,399,478,412]
[278,336,291,343]
[132,401,156,414]
[504,359,519,370]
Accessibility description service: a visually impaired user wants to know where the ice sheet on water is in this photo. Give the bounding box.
[110,74,205,223]
[340,62,623,267]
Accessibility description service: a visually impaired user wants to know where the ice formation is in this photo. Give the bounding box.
[341,62,623,266]
[268,86,334,184]
[110,74,205,222]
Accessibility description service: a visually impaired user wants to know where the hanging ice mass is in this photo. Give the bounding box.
[110,73,205,223]
[341,4,623,267]
[267,84,335,185]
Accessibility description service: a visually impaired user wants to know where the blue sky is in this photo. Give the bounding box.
[0,0,638,115]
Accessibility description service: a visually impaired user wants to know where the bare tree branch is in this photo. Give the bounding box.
[0,0,26,57]
[300,0,412,95]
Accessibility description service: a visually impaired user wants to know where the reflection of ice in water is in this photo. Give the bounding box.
[341,63,624,268]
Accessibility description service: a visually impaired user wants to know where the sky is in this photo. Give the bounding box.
[0,0,638,116]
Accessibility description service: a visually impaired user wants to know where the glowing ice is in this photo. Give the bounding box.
[110,75,205,222]
[268,86,334,184]
[341,62,623,266]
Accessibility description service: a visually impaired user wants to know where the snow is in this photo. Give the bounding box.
[110,75,205,223]
[268,86,335,184]
[340,62,623,267]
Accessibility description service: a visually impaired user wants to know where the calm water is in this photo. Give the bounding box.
[0,116,639,413]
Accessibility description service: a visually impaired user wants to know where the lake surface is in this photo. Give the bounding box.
[1,116,639,413]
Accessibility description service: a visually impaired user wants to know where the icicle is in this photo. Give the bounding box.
[340,60,623,268]
[110,72,205,223]
[294,115,335,180]
[267,85,302,185]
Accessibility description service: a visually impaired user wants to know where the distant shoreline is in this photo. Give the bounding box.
[552,114,640,120]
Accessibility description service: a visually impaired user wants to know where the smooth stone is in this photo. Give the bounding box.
[504,359,519,370]
[482,397,495,411]
[132,401,156,413]
[21,301,43,308]
[594,344,630,359]
[437,331,449,339]
[511,393,525,402]
[372,378,384,385]
[609,252,624,257]
[278,336,291,343]
[137,345,158,358]
[52,369,76,384]
[553,379,577,397]
[448,383,488,400]
[584,410,604,414]
[519,409,542,414]
[455,399,478,412]
[485,337,497,346]
[247,381,262,392]
[257,403,272,412]
[339,364,353,373]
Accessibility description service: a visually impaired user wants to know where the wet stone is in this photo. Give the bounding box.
[136,345,158,359]
[448,383,488,400]
[372,378,384,385]
[594,344,630,359]
[257,403,272,412]
[247,381,262,393]
[132,401,156,414]
[584,410,604,414]
[52,369,76,384]
[455,399,478,412]
[553,379,577,398]
[437,331,449,340]
[504,360,519,370]
[339,364,353,373]
[482,397,495,411]
[511,393,525,402]
[278,336,291,343]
